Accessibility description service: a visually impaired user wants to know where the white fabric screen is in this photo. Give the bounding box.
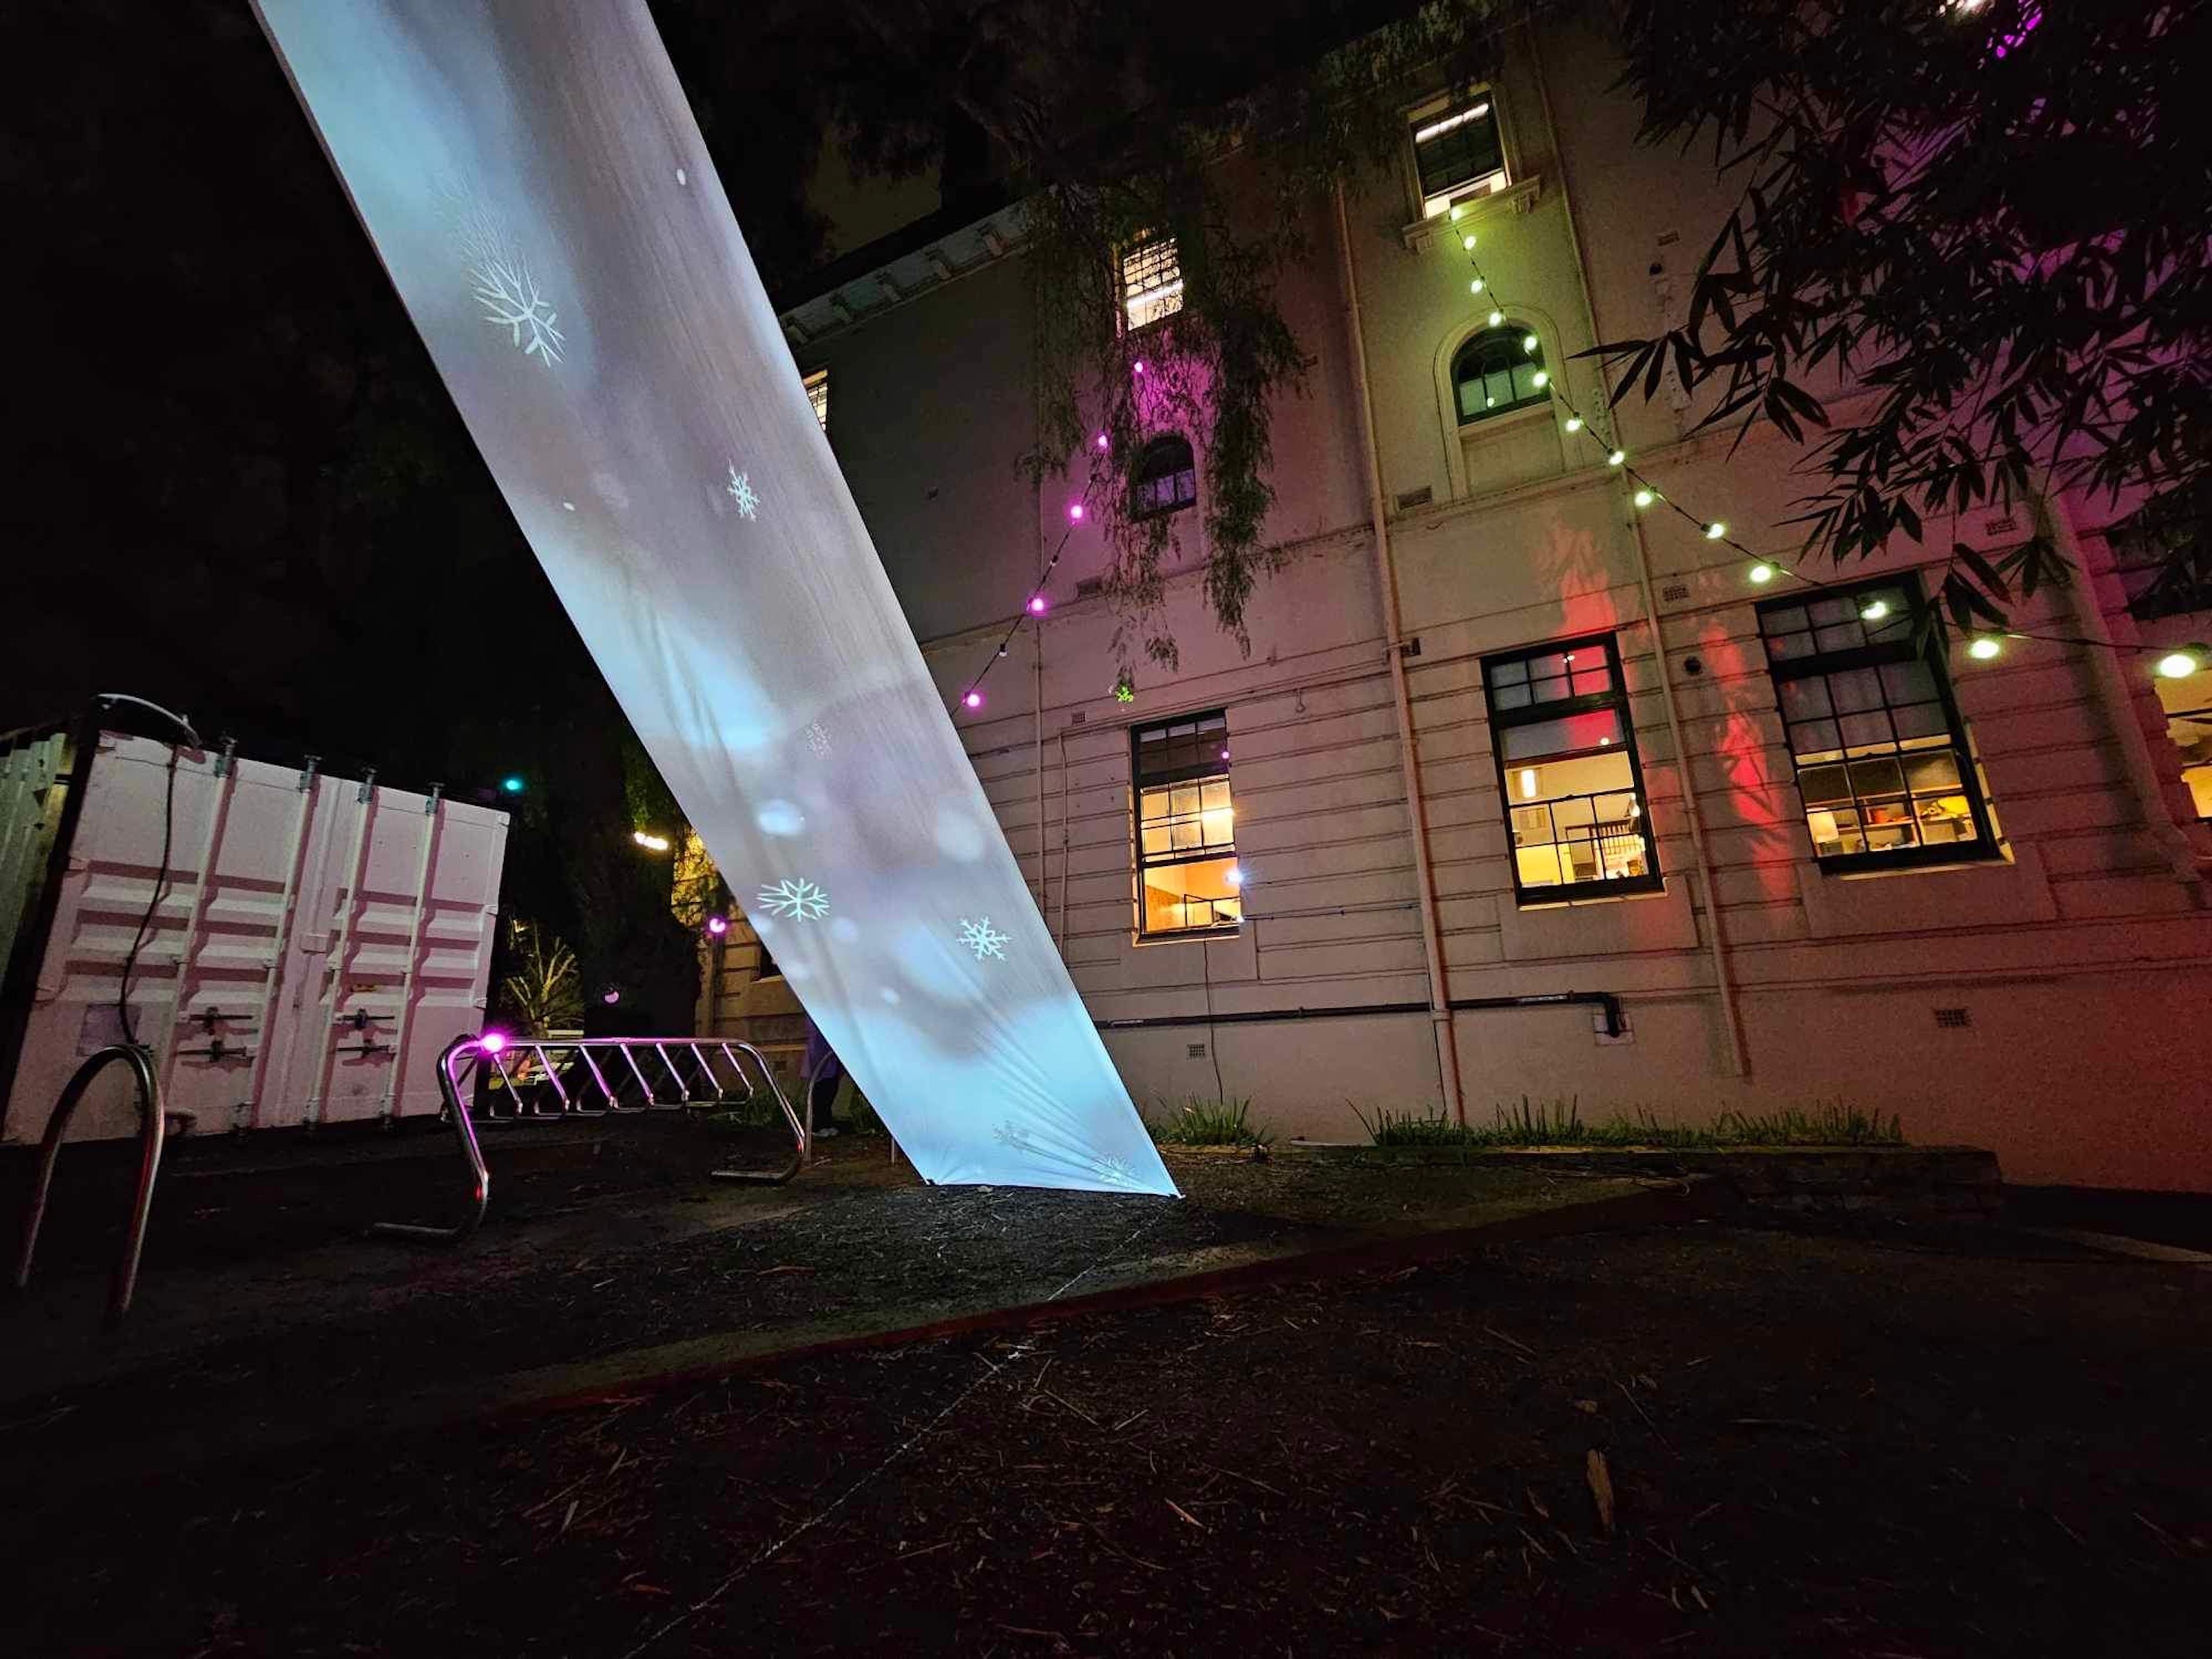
[253,0,1175,1197]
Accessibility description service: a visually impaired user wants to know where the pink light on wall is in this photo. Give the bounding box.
[1028,595,1048,615]
[1067,502,1085,522]
[963,690,984,709]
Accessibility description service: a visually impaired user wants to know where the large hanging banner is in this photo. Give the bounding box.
[253,0,1174,1196]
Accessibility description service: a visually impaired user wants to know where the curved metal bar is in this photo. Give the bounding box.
[710,1039,809,1184]
[13,1043,166,1321]
[370,1033,490,1243]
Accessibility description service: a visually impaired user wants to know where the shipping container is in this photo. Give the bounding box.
[0,714,507,1144]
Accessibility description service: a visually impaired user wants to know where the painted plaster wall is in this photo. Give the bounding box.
[768,20,2212,1189]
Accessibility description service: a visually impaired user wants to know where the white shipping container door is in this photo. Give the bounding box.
[1,732,507,1145]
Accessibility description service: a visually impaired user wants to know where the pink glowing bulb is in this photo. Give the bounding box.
[1219,748,1230,761]
[478,1030,509,1055]
[1067,502,1085,522]
[706,914,729,936]
[1133,360,1146,376]
[1095,433,1109,449]
[964,690,984,709]
[1028,594,1048,615]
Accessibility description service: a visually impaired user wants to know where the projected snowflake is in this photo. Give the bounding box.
[756,876,828,921]
[993,1120,1033,1152]
[455,198,565,366]
[958,916,1009,961]
[1092,1152,1140,1188]
[726,466,759,519]
[804,721,832,757]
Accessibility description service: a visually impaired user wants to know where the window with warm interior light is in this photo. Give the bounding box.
[1132,711,1238,935]
[1453,325,1548,425]
[2153,664,2212,821]
[802,368,828,433]
[1120,235,1183,331]
[1412,92,1507,219]
[1758,579,1999,868]
[1482,636,1659,901]
[1131,434,1197,518]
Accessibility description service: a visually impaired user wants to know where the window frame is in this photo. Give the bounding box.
[1131,434,1198,520]
[1757,576,2002,874]
[1452,324,1549,426]
[1119,233,1184,334]
[1480,632,1663,905]
[802,368,828,434]
[1130,710,1240,938]
[1408,88,1509,220]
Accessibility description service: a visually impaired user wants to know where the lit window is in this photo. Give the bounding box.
[1453,325,1548,425]
[802,368,828,433]
[1121,235,1184,331]
[1132,711,1238,935]
[2153,665,2212,821]
[1131,434,1196,518]
[1482,637,1659,901]
[1413,93,1507,219]
[1758,579,1999,868]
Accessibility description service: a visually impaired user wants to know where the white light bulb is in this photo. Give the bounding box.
[1633,487,1655,508]
[1607,449,1626,467]
[1748,562,1777,585]
[1463,233,1477,250]
[1487,308,1504,327]
[1523,333,1540,354]
[1531,370,1548,388]
[1704,521,1727,540]
[1564,415,1584,433]
[1861,600,1891,622]
[1968,635,2003,661]
[2154,647,2204,679]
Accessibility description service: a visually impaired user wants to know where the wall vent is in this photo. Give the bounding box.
[1186,1041,1209,1059]
[1661,581,1692,602]
[1075,576,1105,599]
[1397,636,1423,659]
[1933,1007,1972,1029]
[1395,485,1434,512]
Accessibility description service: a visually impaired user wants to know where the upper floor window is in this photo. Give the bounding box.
[1413,93,1507,219]
[2153,661,2212,821]
[1454,325,1549,425]
[1758,579,1999,869]
[1121,235,1184,331]
[1482,635,1659,901]
[1132,712,1239,935]
[802,368,828,433]
[1132,435,1197,518]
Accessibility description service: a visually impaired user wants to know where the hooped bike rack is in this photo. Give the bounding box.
[13,1044,167,1321]
[372,1032,809,1244]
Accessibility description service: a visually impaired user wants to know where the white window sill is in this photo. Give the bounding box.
[1401,175,1543,251]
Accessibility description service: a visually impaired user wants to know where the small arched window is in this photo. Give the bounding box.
[1453,325,1548,425]
[1132,434,1198,518]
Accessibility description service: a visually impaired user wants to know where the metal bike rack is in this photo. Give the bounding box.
[372,1032,808,1244]
[13,1044,167,1321]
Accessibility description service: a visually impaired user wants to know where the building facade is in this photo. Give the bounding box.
[709,16,2212,1191]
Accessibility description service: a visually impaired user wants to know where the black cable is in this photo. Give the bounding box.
[115,744,181,1050]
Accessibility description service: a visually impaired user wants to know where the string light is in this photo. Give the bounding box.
[964,689,984,708]
[1469,277,1484,294]
[1633,486,1656,508]
[2155,646,2204,679]
[1462,233,1477,250]
[1861,599,1891,622]
[1522,333,1540,354]
[1531,370,1548,388]
[1748,561,1778,585]
[1487,308,1504,327]
[1564,415,1583,433]
[1607,448,1626,467]
[1703,521,1727,540]
[1967,635,2003,661]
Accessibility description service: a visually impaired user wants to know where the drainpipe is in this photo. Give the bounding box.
[2044,496,2212,896]
[1332,181,1468,1124]
[1530,27,1750,1078]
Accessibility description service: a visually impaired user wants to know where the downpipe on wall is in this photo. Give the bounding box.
[1332,180,1468,1125]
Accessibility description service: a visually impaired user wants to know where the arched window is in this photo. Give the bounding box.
[1453,325,1548,425]
[1132,434,1198,518]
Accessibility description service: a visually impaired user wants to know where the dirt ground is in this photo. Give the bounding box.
[2,1179,2206,1656]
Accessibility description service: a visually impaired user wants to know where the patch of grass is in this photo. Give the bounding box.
[1355,1096,1904,1149]
[1146,1095,1275,1148]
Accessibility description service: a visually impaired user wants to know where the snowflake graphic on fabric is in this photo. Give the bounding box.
[958,917,1009,961]
[756,876,828,921]
[725,465,759,520]
[993,1121,1033,1153]
[804,721,832,757]
[1091,1152,1139,1188]
[455,203,565,366]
